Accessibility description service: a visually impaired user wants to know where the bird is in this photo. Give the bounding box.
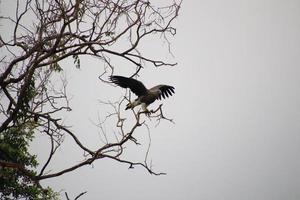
[110,75,175,113]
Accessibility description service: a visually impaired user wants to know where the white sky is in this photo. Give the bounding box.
[1,0,300,199]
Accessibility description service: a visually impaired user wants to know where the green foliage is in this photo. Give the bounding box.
[0,125,59,199]
[0,79,59,199]
[0,126,37,166]
[23,77,37,112]
[50,62,63,72]
[50,54,63,72]
[0,126,35,198]
[72,55,81,69]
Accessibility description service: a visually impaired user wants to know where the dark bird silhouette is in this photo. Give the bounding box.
[110,75,175,112]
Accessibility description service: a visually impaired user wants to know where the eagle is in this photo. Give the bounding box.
[110,75,175,112]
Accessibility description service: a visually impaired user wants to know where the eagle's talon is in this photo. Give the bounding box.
[144,109,151,117]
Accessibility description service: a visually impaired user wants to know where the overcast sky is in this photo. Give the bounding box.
[2,0,300,199]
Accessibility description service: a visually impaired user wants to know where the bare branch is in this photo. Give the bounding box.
[0,0,180,197]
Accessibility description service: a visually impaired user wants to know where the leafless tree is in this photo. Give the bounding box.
[0,0,180,198]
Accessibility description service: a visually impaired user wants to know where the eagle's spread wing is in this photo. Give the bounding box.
[110,75,148,97]
[150,85,175,100]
